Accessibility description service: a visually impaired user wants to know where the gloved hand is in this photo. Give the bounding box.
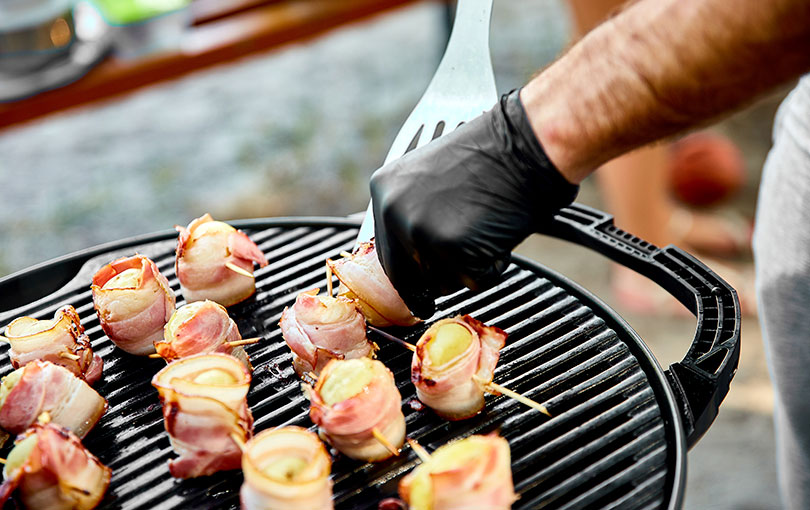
[370,88,579,318]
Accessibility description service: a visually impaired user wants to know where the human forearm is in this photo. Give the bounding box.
[522,0,810,183]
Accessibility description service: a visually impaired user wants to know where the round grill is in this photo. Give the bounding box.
[0,210,740,510]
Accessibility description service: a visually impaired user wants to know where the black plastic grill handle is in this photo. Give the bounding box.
[543,203,741,448]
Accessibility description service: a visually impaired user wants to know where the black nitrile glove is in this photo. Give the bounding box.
[370,89,579,317]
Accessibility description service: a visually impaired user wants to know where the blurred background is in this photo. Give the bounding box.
[0,0,781,508]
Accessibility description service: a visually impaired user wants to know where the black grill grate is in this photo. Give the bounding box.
[0,222,677,510]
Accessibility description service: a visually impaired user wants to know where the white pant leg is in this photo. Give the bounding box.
[754,76,810,510]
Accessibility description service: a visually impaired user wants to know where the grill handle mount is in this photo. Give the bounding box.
[543,203,741,449]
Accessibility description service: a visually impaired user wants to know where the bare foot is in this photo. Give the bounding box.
[668,208,752,259]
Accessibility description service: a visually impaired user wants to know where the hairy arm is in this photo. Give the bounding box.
[522,0,810,183]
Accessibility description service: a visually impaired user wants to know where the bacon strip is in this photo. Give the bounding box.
[92,254,176,355]
[0,423,111,510]
[240,426,333,510]
[0,361,107,438]
[279,289,375,377]
[399,434,517,510]
[152,353,253,478]
[155,300,251,369]
[411,315,506,420]
[2,305,103,385]
[309,359,405,462]
[326,241,419,327]
[175,214,269,307]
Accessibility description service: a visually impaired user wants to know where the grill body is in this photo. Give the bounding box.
[0,208,740,510]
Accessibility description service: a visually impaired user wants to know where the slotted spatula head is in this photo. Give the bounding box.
[356,0,497,245]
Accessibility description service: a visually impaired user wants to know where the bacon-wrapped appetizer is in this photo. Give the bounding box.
[155,300,251,369]
[175,213,269,307]
[91,254,176,355]
[411,316,506,421]
[399,434,517,510]
[309,358,405,462]
[326,241,419,327]
[240,426,333,510]
[279,289,376,377]
[0,422,111,510]
[0,360,106,438]
[1,305,103,385]
[152,353,253,478]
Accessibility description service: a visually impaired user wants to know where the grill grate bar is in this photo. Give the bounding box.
[521,429,667,509]
[0,221,677,510]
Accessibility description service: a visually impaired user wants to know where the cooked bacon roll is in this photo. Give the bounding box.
[2,305,103,385]
[155,300,251,369]
[279,289,376,377]
[152,353,253,478]
[240,426,333,510]
[0,422,111,510]
[175,213,269,307]
[326,241,419,327]
[411,315,506,421]
[309,358,405,462]
[0,360,106,438]
[399,434,517,510]
[91,254,176,355]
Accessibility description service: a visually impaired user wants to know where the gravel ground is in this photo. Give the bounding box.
[0,1,780,508]
[0,0,568,277]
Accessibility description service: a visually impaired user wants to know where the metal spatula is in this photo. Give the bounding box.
[355,0,497,244]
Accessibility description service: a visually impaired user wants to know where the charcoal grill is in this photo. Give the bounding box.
[0,203,740,510]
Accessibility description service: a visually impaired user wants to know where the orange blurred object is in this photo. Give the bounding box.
[668,133,745,207]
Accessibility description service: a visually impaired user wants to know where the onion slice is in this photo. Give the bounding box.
[92,254,176,355]
[156,300,251,369]
[279,289,376,377]
[240,426,333,510]
[399,434,517,510]
[152,353,253,478]
[0,360,107,439]
[0,422,111,510]
[326,241,419,327]
[2,305,103,385]
[309,358,405,462]
[411,315,506,420]
[175,213,269,307]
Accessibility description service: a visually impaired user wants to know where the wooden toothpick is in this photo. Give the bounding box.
[227,337,260,347]
[325,263,334,296]
[472,375,551,417]
[59,352,80,361]
[407,438,432,464]
[367,325,416,352]
[225,262,254,279]
[372,428,400,457]
[231,432,246,452]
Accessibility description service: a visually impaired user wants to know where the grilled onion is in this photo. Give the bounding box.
[326,241,419,327]
[152,353,253,478]
[279,289,375,377]
[411,315,506,420]
[309,358,405,462]
[0,422,111,510]
[156,300,251,369]
[2,305,103,384]
[0,360,106,439]
[240,426,333,510]
[399,434,517,510]
[175,213,269,307]
[91,254,175,355]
